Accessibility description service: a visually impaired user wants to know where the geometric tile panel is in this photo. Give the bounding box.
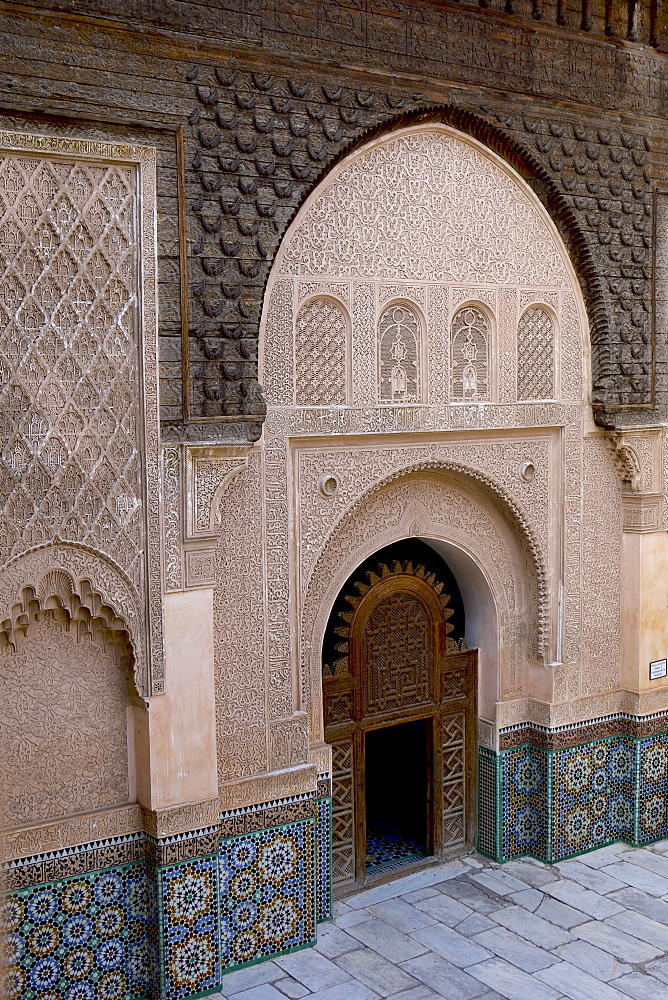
[218,820,316,974]
[158,855,219,1000]
[502,745,548,860]
[552,736,635,859]
[1,863,152,1000]
[637,733,668,843]
[314,799,332,924]
[482,731,666,865]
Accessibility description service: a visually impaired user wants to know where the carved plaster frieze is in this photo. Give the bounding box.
[162,444,184,592]
[607,428,662,494]
[297,280,350,306]
[477,719,494,750]
[295,437,554,669]
[495,685,668,733]
[184,546,217,588]
[187,447,249,538]
[218,764,318,812]
[271,402,577,436]
[1,804,143,862]
[214,451,269,785]
[162,443,250,592]
[0,544,145,692]
[296,435,554,588]
[140,798,219,839]
[606,427,663,532]
[300,470,538,742]
[308,743,333,778]
[622,493,662,533]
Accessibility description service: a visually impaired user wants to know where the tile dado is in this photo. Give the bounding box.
[2,863,156,1000]
[479,730,668,863]
[2,799,331,1000]
[219,821,316,975]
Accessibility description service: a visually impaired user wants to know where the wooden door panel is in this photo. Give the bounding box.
[331,736,355,884]
[362,590,433,715]
[442,709,467,852]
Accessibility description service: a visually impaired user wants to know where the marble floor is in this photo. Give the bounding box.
[212,841,668,1000]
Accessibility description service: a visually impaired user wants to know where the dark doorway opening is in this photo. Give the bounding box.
[364,719,432,876]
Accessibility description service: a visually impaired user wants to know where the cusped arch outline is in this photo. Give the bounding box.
[300,463,548,743]
[0,542,147,697]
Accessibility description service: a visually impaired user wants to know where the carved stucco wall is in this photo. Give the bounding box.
[300,468,537,737]
[207,124,637,791]
[0,131,163,696]
[278,130,568,285]
[245,124,627,771]
[184,54,660,421]
[1,611,132,828]
[214,452,268,782]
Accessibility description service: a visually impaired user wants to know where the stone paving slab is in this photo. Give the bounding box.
[215,844,668,1000]
[573,920,664,963]
[552,939,631,981]
[415,890,476,926]
[472,926,557,973]
[491,904,574,949]
[335,947,421,996]
[467,956,563,1000]
[600,862,668,896]
[346,915,430,962]
[541,879,624,919]
[411,923,493,968]
[274,978,311,998]
[536,960,631,1000]
[400,952,489,999]
[369,897,438,933]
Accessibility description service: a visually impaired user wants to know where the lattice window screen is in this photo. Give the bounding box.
[451,306,490,402]
[295,297,347,405]
[378,303,420,403]
[442,710,466,850]
[517,307,555,400]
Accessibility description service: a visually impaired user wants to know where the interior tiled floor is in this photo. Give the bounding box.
[365,826,429,876]
[212,840,668,1000]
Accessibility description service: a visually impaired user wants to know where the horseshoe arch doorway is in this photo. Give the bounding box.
[322,539,477,889]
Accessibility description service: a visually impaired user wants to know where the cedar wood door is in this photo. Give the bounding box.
[323,561,477,887]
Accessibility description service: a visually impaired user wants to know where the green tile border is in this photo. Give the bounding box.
[545,749,554,864]
[317,795,333,924]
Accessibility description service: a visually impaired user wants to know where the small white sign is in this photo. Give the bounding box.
[650,659,668,681]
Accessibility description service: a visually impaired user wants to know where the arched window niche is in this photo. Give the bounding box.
[517,304,557,401]
[450,303,493,403]
[377,300,424,404]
